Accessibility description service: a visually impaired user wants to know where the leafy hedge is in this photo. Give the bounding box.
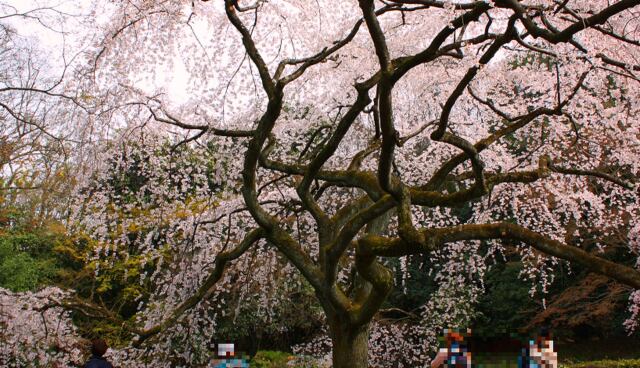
[0,232,65,291]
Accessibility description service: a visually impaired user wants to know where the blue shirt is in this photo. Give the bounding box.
[211,358,249,368]
[83,355,114,368]
[446,342,469,367]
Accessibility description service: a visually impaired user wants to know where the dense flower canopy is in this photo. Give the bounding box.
[1,0,640,367]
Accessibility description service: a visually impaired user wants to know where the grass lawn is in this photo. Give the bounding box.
[558,337,640,367]
[560,359,640,368]
[558,338,640,362]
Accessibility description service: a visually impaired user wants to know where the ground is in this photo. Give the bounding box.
[248,337,640,367]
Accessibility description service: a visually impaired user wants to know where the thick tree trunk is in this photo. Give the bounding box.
[330,320,370,368]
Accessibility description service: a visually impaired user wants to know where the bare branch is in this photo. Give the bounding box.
[357,222,640,288]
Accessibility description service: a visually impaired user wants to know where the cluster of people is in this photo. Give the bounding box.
[430,328,558,368]
[84,329,557,368]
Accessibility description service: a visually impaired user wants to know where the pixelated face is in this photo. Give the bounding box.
[218,343,234,358]
[443,328,470,344]
[447,332,464,342]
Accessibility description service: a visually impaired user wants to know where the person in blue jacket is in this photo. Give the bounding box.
[83,339,114,368]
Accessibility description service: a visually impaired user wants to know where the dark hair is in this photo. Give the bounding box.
[539,326,551,339]
[91,339,108,357]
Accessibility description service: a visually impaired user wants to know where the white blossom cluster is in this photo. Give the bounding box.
[0,287,85,368]
[66,129,310,366]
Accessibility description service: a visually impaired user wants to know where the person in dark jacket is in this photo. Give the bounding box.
[83,339,114,368]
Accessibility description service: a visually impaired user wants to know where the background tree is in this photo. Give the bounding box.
[0,1,90,230]
[0,4,106,366]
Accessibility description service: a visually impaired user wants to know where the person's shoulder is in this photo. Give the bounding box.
[97,361,113,368]
[84,357,113,368]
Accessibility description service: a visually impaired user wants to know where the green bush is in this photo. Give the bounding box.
[251,350,294,368]
[0,234,59,291]
[473,261,539,335]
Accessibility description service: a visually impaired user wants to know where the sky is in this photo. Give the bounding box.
[2,0,92,66]
[1,0,195,104]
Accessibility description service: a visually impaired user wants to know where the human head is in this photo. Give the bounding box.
[536,326,552,348]
[91,339,108,357]
[443,328,465,344]
[539,326,551,339]
[218,343,235,358]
